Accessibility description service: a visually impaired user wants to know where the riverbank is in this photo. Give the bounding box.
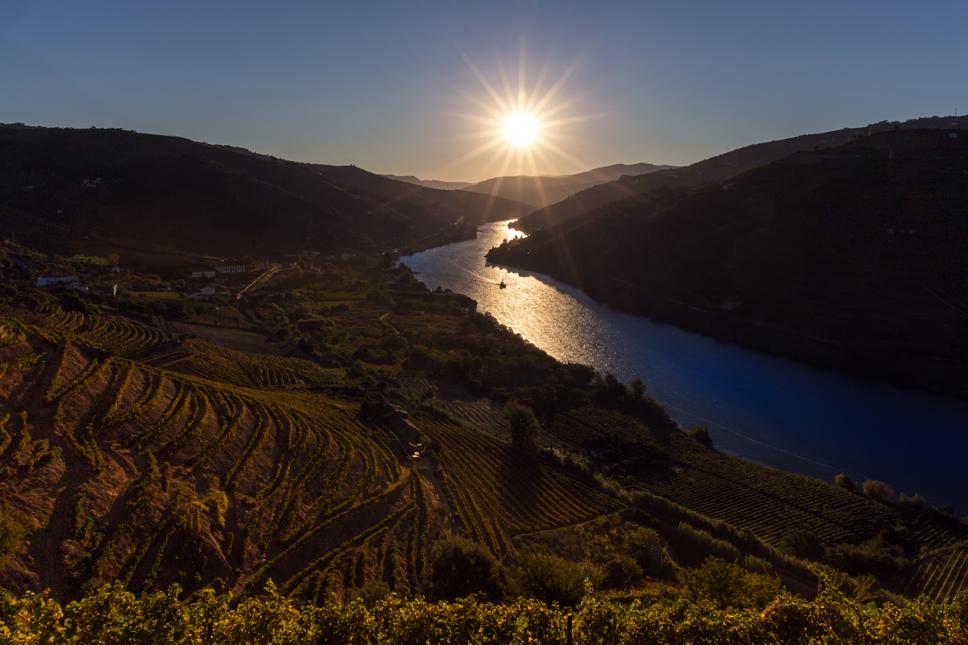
[404,222,968,512]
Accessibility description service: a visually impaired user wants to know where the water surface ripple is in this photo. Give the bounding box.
[402,222,968,511]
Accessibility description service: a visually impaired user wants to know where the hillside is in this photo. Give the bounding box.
[383,174,471,190]
[0,247,965,608]
[514,115,968,232]
[463,163,675,209]
[489,128,968,399]
[0,125,529,261]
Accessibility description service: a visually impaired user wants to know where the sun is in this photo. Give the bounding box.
[448,50,600,183]
[502,111,539,147]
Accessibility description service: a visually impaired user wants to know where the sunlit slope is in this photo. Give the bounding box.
[0,311,620,600]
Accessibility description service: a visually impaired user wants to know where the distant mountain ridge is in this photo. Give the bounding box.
[462,162,675,209]
[514,115,968,232]
[0,125,530,261]
[383,174,471,190]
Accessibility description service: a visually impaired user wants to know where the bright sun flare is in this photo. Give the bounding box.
[502,111,539,147]
[452,52,598,181]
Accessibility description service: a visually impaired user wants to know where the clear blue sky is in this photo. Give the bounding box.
[2,1,966,181]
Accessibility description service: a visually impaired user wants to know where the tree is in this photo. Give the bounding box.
[504,402,538,451]
[511,550,603,606]
[679,557,782,610]
[834,473,856,492]
[630,376,645,399]
[426,537,505,601]
[689,426,713,448]
[601,553,643,590]
[625,527,674,578]
[862,479,896,503]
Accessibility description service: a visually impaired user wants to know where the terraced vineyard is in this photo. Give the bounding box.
[416,415,623,557]
[33,304,177,356]
[550,408,958,551]
[0,309,626,600]
[1,263,965,605]
[892,542,968,601]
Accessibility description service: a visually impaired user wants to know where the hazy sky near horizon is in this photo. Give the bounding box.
[2,1,966,181]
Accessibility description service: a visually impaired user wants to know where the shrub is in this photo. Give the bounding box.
[600,553,643,590]
[779,529,825,561]
[625,527,675,579]
[862,479,896,503]
[630,377,645,399]
[426,537,506,601]
[668,522,739,566]
[744,554,773,575]
[899,492,926,509]
[0,507,24,563]
[826,538,908,578]
[678,557,782,610]
[346,580,391,607]
[0,580,965,643]
[688,426,713,448]
[834,473,856,492]
[511,551,603,607]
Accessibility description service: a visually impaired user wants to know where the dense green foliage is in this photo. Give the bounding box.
[510,551,604,607]
[426,538,506,602]
[0,508,23,564]
[1,574,966,644]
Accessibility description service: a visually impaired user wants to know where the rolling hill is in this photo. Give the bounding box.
[383,174,471,190]
[462,162,675,209]
[0,125,530,261]
[513,115,968,232]
[489,127,968,399]
[1,248,963,606]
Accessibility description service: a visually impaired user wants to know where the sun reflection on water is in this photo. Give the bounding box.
[401,221,968,512]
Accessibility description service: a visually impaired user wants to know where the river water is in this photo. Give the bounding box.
[401,221,968,511]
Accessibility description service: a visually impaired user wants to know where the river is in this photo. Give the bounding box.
[401,221,968,511]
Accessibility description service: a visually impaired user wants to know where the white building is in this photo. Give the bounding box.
[190,270,217,278]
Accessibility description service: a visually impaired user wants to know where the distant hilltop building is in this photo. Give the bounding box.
[36,275,79,287]
[190,270,217,279]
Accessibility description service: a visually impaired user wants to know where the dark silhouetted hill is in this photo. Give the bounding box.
[0,125,529,258]
[489,127,968,398]
[463,162,675,209]
[515,116,968,232]
[383,174,471,190]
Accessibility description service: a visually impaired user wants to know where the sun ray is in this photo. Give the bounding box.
[450,51,596,181]
[461,53,511,115]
